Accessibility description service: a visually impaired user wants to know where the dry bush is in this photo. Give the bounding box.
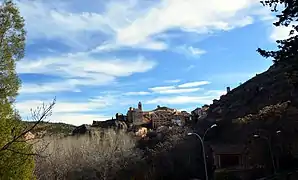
[140,126,205,180]
[33,129,143,180]
[33,126,202,180]
[115,126,205,180]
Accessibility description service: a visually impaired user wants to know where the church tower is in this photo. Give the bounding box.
[138,101,142,111]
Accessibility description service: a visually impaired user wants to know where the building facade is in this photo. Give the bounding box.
[127,103,190,129]
[191,105,209,123]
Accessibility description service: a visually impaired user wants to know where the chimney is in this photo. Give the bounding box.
[227,87,231,93]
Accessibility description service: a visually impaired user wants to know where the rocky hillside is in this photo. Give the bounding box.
[197,61,298,143]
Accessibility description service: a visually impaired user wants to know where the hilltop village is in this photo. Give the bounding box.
[87,87,230,137]
[92,102,193,133]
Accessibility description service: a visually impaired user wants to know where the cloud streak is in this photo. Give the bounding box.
[13,0,274,126]
[178,81,211,88]
[17,0,264,52]
[15,96,119,125]
[124,81,210,95]
[164,79,181,83]
[18,53,156,93]
[124,91,151,96]
[147,96,213,105]
[150,87,202,94]
[146,90,226,105]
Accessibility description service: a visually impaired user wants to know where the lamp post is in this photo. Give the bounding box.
[188,124,217,180]
[203,124,217,141]
[253,130,281,174]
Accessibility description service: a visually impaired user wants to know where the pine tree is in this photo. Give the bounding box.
[257,0,298,63]
[257,1,298,98]
[0,0,35,179]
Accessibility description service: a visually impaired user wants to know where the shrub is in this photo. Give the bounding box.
[33,126,204,180]
[34,129,142,180]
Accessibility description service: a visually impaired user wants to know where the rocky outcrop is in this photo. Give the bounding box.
[196,62,298,143]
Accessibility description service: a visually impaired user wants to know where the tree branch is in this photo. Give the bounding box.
[0,98,56,152]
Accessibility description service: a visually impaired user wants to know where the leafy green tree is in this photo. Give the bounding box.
[0,0,35,179]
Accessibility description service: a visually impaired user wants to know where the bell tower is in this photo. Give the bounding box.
[138,101,142,111]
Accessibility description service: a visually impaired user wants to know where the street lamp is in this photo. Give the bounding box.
[203,124,217,141]
[253,130,281,174]
[187,124,217,180]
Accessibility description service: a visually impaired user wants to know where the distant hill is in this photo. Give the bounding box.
[22,121,76,136]
[196,61,298,143]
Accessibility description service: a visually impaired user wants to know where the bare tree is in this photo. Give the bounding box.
[0,98,56,153]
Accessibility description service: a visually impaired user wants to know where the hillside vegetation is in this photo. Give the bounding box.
[197,59,298,141]
[23,121,75,136]
[33,127,206,180]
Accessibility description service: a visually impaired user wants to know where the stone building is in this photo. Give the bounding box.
[126,102,147,126]
[126,103,190,129]
[150,106,190,128]
[191,105,209,123]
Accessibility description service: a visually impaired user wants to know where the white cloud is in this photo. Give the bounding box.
[114,0,258,49]
[125,81,207,96]
[19,77,114,94]
[17,54,155,77]
[16,97,112,114]
[124,91,151,96]
[164,79,181,83]
[15,96,117,125]
[149,86,176,91]
[188,46,206,56]
[17,53,156,93]
[270,24,298,41]
[16,0,113,50]
[20,84,71,94]
[17,0,263,51]
[176,45,206,57]
[151,87,202,94]
[147,96,214,105]
[13,0,272,125]
[148,81,210,94]
[251,6,275,21]
[178,81,211,88]
[147,89,225,105]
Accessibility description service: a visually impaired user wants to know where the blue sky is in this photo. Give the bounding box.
[12,0,292,125]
